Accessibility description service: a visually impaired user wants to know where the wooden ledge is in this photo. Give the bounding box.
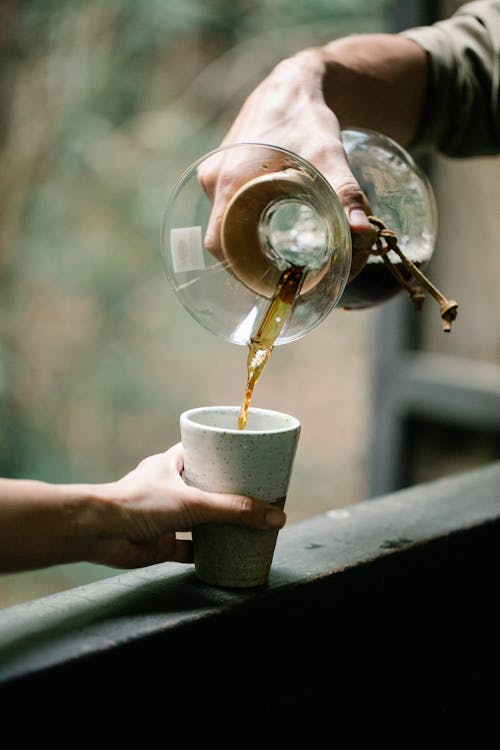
[1,461,499,746]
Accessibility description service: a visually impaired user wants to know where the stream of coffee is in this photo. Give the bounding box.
[238,266,304,430]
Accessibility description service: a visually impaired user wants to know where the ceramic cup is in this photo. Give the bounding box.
[180,405,301,588]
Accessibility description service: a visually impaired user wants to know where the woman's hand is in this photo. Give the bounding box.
[88,443,286,569]
[0,444,286,573]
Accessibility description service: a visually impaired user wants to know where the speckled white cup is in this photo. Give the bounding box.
[180,406,301,588]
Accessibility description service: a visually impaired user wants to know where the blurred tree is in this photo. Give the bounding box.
[0,0,391,604]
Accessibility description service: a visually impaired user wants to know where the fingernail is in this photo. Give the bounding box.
[349,209,371,229]
[266,508,286,529]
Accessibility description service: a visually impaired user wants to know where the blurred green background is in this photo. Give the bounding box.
[0,0,392,606]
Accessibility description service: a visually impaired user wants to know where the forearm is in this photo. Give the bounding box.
[0,478,107,572]
[314,2,500,158]
[302,33,429,147]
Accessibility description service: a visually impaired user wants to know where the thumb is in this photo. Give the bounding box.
[322,157,372,231]
[321,156,376,279]
[187,487,287,531]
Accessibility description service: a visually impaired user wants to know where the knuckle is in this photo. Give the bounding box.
[334,179,365,206]
[234,495,255,516]
[197,164,216,197]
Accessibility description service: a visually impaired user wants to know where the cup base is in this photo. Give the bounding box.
[192,524,278,589]
[194,569,269,589]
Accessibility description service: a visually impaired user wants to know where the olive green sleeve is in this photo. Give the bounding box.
[401,0,500,156]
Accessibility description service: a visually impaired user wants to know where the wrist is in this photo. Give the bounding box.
[319,33,428,144]
[55,481,116,563]
[272,47,327,93]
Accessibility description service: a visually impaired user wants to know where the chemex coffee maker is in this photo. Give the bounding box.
[161,128,458,352]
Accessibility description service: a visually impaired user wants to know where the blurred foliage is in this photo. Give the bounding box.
[0,0,390,604]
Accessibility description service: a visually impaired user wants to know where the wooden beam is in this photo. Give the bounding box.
[0,461,499,747]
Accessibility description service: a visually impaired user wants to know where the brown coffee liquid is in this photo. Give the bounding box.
[238,266,304,430]
[340,256,426,310]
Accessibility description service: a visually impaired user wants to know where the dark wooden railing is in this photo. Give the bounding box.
[1,461,499,748]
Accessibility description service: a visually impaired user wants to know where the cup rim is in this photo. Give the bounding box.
[180,405,300,434]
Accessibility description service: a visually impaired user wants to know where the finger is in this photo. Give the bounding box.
[317,147,375,279]
[167,441,185,472]
[203,192,225,260]
[325,166,372,232]
[90,533,194,569]
[186,488,287,531]
[89,535,174,569]
[199,146,287,261]
[197,152,232,261]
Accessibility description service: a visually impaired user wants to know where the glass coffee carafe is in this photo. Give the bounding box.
[161,128,456,348]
